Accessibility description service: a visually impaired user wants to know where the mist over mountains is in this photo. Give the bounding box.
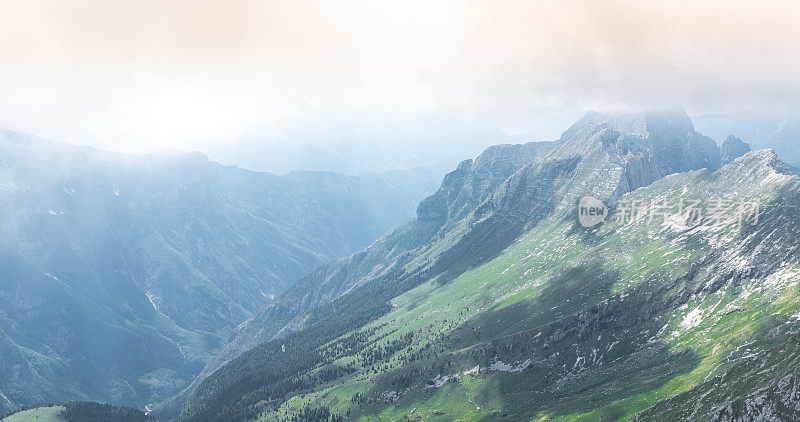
[206,113,509,176]
[3,0,800,420]
[2,109,800,422]
[694,111,800,164]
[0,129,425,413]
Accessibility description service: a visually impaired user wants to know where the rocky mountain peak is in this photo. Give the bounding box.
[559,109,694,141]
[553,111,721,197]
[415,141,554,225]
[721,135,752,165]
[724,148,792,176]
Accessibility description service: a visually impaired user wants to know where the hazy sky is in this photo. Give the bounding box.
[1,0,799,152]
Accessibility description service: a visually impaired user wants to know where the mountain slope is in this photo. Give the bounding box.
[636,329,800,421]
[155,140,557,417]
[0,129,419,414]
[236,151,796,422]
[171,110,734,421]
[327,149,798,421]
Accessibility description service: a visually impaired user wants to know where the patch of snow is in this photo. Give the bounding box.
[489,359,531,373]
[425,373,461,388]
[681,307,704,329]
[0,181,20,190]
[0,389,11,406]
[145,291,159,311]
[44,272,68,287]
[463,365,480,376]
[380,390,400,402]
[764,266,800,289]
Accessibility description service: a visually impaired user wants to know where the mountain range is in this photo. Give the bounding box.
[694,111,800,164]
[161,110,800,421]
[3,109,799,422]
[0,129,426,414]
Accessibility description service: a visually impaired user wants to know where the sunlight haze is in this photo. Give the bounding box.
[1,0,799,155]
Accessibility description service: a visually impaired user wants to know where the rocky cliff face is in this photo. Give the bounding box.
[416,141,556,226]
[562,110,721,172]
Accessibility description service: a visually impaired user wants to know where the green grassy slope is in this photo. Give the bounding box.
[2,406,65,422]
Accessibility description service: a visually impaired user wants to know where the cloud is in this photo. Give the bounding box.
[0,0,798,150]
